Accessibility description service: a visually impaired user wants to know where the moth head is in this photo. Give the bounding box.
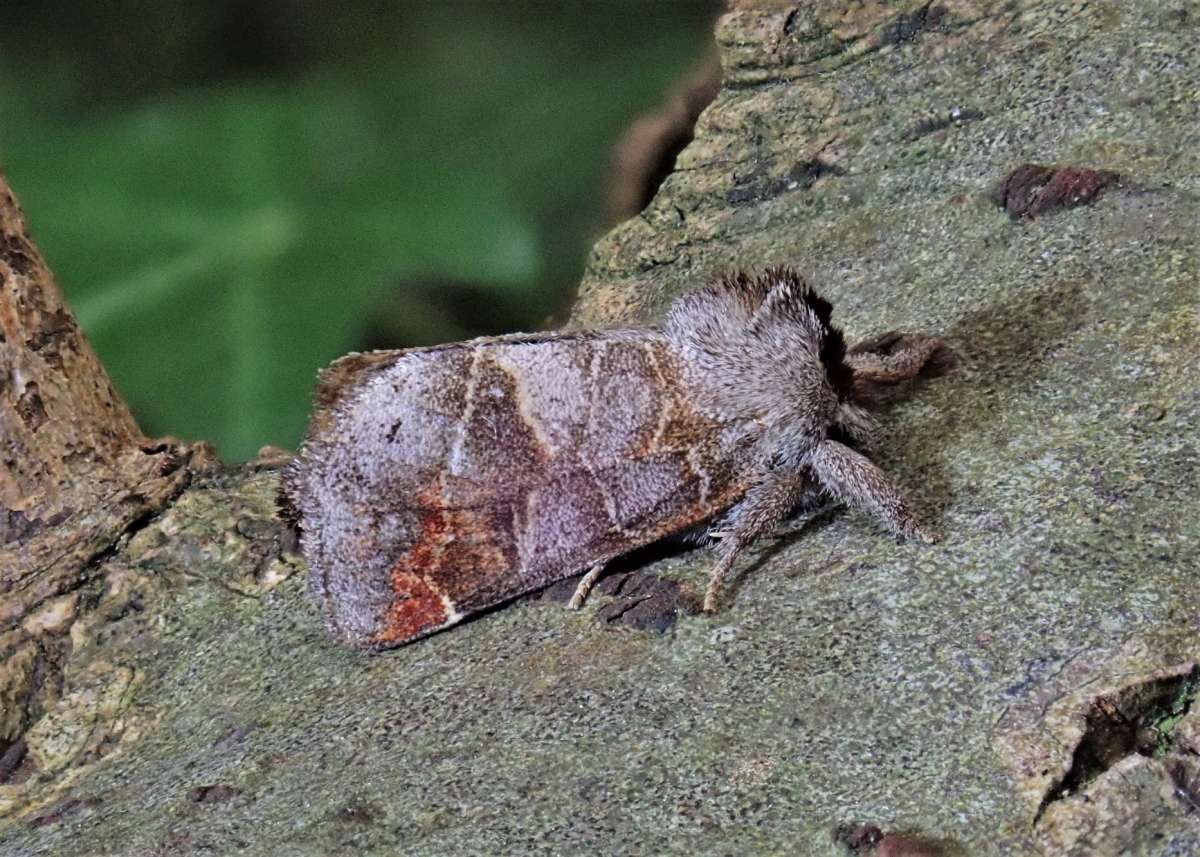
[665,267,857,431]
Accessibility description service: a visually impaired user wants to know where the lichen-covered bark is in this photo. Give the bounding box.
[2,1,1200,855]
[0,175,185,560]
[0,173,213,810]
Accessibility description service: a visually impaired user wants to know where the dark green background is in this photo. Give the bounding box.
[0,1,715,459]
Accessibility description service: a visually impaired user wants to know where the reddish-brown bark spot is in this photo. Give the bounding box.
[993,163,1120,219]
[187,784,240,804]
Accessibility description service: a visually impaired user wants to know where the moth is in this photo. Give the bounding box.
[282,267,944,649]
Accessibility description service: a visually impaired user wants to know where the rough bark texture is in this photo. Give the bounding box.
[0,172,212,813]
[2,1,1199,855]
[0,172,194,583]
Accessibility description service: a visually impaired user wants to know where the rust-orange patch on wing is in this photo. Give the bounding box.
[375,566,449,646]
[372,479,515,646]
[374,499,453,646]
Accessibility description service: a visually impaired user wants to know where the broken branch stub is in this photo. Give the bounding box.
[0,172,203,758]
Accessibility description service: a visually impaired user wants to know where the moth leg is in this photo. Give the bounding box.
[809,440,938,543]
[568,561,607,610]
[704,470,811,613]
[846,333,944,384]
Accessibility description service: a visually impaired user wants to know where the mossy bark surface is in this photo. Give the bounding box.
[2,2,1199,855]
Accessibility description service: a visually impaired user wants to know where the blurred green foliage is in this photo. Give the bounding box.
[0,1,715,459]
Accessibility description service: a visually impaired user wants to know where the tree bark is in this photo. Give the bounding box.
[2,2,1199,854]
[0,173,215,777]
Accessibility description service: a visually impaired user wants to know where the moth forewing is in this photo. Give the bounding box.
[288,329,754,648]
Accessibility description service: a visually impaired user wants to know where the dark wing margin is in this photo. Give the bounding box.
[278,351,401,530]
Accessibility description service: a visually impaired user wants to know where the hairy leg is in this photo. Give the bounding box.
[809,439,938,543]
[847,332,946,386]
[568,561,607,610]
[703,470,812,613]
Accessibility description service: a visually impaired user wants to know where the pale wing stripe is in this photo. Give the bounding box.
[583,341,636,537]
[494,353,555,455]
[685,445,711,505]
[643,341,673,453]
[447,348,484,477]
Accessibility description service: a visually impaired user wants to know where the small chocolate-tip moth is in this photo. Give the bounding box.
[282,268,944,648]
